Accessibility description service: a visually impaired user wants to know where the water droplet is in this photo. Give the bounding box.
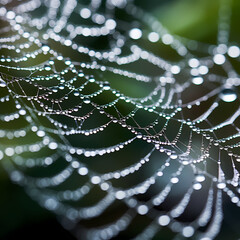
[80,8,91,19]
[192,77,203,85]
[195,174,205,182]
[129,28,142,40]
[228,46,240,58]
[115,190,126,199]
[0,79,6,87]
[217,182,226,189]
[41,44,50,52]
[137,205,148,215]
[89,77,95,82]
[78,167,88,176]
[220,88,237,102]
[44,65,51,71]
[73,90,80,96]
[158,215,170,226]
[83,98,91,104]
[148,32,159,42]
[182,226,194,238]
[193,182,202,190]
[171,177,179,184]
[188,58,199,68]
[171,65,180,74]
[103,82,110,90]
[213,54,225,65]
[91,176,101,184]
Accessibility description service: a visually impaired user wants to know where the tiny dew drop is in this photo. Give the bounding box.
[83,98,91,104]
[103,82,110,90]
[41,44,50,52]
[220,88,237,102]
[195,173,205,182]
[89,76,95,82]
[0,79,7,87]
[44,65,51,71]
[73,90,80,96]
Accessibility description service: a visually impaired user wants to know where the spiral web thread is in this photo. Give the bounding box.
[0,0,240,239]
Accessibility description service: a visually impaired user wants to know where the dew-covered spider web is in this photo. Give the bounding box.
[0,0,240,239]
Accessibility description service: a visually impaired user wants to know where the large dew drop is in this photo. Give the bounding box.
[220,88,237,102]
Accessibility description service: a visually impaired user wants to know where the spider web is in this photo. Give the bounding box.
[0,0,240,239]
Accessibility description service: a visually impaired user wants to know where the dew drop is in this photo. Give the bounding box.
[83,98,91,104]
[0,79,7,87]
[158,215,170,226]
[44,65,51,71]
[103,82,110,90]
[137,205,148,215]
[41,44,50,52]
[129,28,142,40]
[195,174,205,182]
[220,88,237,102]
[228,46,240,58]
[148,32,159,42]
[171,177,179,184]
[217,182,226,189]
[192,77,203,85]
[193,182,202,190]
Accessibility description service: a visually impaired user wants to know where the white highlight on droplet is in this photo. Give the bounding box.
[5,147,14,156]
[213,54,225,65]
[42,45,50,52]
[171,65,180,74]
[78,167,88,176]
[148,32,159,42]
[171,177,179,184]
[182,226,194,238]
[228,46,240,58]
[220,89,237,102]
[105,19,116,30]
[198,66,208,75]
[115,190,126,199]
[192,77,203,85]
[48,142,58,150]
[217,182,226,189]
[188,58,199,68]
[129,28,142,40]
[158,215,170,226]
[137,205,148,215]
[91,176,101,184]
[195,174,205,182]
[162,34,173,45]
[193,182,202,190]
[6,11,15,19]
[80,8,91,19]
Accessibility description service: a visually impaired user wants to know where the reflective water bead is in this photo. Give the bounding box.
[41,44,50,52]
[148,32,159,42]
[193,182,202,190]
[103,82,110,90]
[213,54,225,65]
[192,77,203,85]
[129,28,142,40]
[44,65,51,71]
[220,88,237,102]
[0,79,7,87]
[195,174,205,182]
[228,46,240,58]
[158,215,170,226]
[83,98,91,104]
[80,8,91,19]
